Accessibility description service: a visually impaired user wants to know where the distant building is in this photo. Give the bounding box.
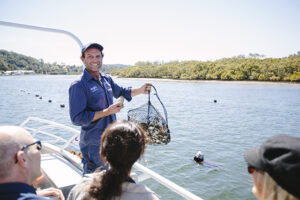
[2,70,35,75]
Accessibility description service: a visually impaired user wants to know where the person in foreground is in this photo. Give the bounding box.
[69,42,152,174]
[0,125,64,200]
[244,134,300,200]
[67,120,159,200]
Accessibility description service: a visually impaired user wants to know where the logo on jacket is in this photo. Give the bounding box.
[90,86,98,93]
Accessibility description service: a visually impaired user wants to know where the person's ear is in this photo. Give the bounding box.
[80,55,85,62]
[16,151,27,167]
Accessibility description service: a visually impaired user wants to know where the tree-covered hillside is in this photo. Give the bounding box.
[1,49,299,82]
[0,49,127,75]
[0,49,82,74]
[101,64,129,74]
[111,52,300,82]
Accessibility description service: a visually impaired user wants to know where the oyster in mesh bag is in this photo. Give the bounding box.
[128,86,170,145]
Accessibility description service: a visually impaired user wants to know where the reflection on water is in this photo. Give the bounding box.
[1,75,300,200]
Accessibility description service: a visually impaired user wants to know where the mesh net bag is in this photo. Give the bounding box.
[128,85,170,145]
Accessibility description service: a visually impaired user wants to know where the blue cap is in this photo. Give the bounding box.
[81,43,104,56]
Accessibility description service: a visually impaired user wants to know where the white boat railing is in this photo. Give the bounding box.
[20,117,203,200]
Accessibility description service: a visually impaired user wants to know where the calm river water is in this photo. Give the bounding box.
[0,75,299,200]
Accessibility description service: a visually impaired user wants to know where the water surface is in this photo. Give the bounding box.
[1,75,299,200]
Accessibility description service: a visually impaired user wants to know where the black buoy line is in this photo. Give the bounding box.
[4,21,83,109]
[20,89,65,108]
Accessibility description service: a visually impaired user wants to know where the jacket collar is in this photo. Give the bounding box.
[83,69,102,81]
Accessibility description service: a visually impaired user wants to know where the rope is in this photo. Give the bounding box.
[147,85,168,125]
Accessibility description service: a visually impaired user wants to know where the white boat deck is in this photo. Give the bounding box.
[41,153,82,188]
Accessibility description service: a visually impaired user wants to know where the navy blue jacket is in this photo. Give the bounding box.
[69,69,132,147]
[0,183,47,200]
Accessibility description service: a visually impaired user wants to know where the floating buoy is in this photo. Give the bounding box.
[194,151,204,163]
[214,99,217,103]
[60,104,65,108]
[48,100,52,103]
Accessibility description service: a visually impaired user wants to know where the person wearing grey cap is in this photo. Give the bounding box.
[244,134,300,200]
[69,43,152,174]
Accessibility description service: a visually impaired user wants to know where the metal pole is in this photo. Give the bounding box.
[0,20,83,49]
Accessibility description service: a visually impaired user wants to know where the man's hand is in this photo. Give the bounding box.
[93,83,152,123]
[107,102,124,115]
[92,103,123,122]
[36,187,65,200]
[131,83,152,97]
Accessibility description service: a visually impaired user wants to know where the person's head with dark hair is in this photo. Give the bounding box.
[244,134,300,200]
[88,120,147,200]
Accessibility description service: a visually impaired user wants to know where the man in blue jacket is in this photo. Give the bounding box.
[69,43,151,174]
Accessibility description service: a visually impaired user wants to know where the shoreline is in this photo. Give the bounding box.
[1,73,299,85]
[112,76,300,85]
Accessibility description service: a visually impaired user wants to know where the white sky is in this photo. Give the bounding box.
[0,0,300,65]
